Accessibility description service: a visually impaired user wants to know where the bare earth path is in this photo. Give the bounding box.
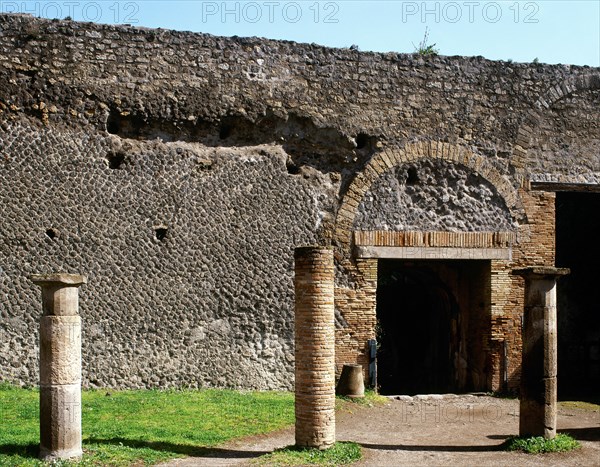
[161,395,600,466]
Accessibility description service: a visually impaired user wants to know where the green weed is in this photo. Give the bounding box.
[413,27,439,56]
[504,433,581,454]
[255,441,361,466]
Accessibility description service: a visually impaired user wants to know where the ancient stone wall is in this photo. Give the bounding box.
[355,159,516,232]
[0,122,327,389]
[0,14,598,390]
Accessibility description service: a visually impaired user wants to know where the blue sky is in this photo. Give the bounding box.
[4,1,599,65]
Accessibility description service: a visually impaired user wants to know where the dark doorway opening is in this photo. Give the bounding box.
[377,261,455,395]
[376,259,490,395]
[556,192,600,402]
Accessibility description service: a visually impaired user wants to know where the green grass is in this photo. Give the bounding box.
[254,442,361,466]
[336,389,388,410]
[0,383,294,466]
[503,434,581,454]
[559,400,600,411]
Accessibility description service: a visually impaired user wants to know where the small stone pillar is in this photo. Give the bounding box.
[294,246,335,449]
[514,267,569,439]
[30,273,87,461]
[336,364,365,398]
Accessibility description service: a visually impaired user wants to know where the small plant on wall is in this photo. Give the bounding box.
[413,27,439,56]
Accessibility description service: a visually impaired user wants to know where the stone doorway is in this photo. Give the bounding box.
[376,259,491,395]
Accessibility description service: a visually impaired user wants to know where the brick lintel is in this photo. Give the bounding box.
[354,230,516,249]
[355,246,512,260]
[529,181,600,193]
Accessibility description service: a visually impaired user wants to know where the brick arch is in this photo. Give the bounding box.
[333,141,524,253]
[512,73,600,169]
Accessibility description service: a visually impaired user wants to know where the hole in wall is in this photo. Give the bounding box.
[196,159,213,171]
[106,114,120,134]
[355,133,369,149]
[219,123,232,140]
[286,161,300,175]
[154,227,168,241]
[45,229,56,239]
[106,152,125,170]
[406,166,420,185]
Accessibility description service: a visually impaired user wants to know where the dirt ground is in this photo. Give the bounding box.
[161,395,600,466]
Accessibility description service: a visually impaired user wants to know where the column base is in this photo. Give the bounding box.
[40,383,82,459]
[39,446,83,461]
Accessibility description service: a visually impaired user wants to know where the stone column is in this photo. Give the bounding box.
[294,246,335,449]
[514,267,569,439]
[30,273,87,461]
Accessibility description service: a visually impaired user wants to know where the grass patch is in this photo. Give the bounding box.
[255,441,361,466]
[503,434,581,454]
[336,389,388,410]
[559,400,600,411]
[0,384,294,466]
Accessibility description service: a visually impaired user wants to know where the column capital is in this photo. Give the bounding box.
[30,274,87,287]
[513,267,570,278]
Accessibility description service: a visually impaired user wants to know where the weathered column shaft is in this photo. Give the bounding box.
[515,267,568,439]
[294,246,335,449]
[31,274,87,461]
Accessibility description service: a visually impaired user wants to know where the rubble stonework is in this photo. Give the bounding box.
[0,14,598,390]
[355,158,516,232]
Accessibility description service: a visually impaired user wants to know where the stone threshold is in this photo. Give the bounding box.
[384,392,495,401]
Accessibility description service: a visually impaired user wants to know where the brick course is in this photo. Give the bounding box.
[294,247,335,449]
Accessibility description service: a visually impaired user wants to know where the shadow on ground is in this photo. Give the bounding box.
[87,437,270,459]
[559,427,600,442]
[358,442,504,452]
[0,439,270,461]
[0,443,38,459]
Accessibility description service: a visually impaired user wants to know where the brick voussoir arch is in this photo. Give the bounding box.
[513,73,600,169]
[333,141,525,252]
